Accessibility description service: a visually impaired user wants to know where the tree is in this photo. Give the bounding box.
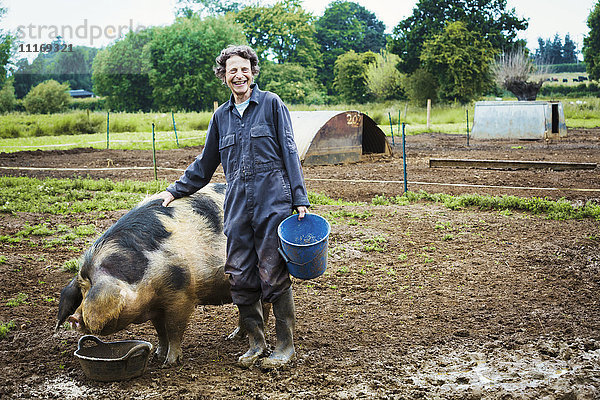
[235,0,320,68]
[315,1,387,91]
[333,50,376,103]
[0,2,15,87]
[55,46,99,91]
[257,62,326,104]
[23,79,70,114]
[92,28,156,111]
[14,42,98,98]
[563,34,578,64]
[149,15,246,111]
[491,48,544,100]
[389,0,527,74]
[365,51,404,101]
[420,21,496,103]
[584,1,600,81]
[535,34,579,64]
[176,0,243,18]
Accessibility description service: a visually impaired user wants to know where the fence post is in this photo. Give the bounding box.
[426,99,431,130]
[172,111,179,147]
[152,123,158,181]
[402,122,407,194]
[397,109,401,140]
[466,109,470,146]
[388,112,394,146]
[106,111,110,149]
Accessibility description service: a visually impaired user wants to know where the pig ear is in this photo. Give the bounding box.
[56,277,83,330]
[81,278,126,333]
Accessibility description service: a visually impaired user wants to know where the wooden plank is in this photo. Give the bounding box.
[429,158,597,171]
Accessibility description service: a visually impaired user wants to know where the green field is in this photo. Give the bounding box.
[0,98,599,153]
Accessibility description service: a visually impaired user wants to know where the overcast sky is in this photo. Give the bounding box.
[3,0,595,57]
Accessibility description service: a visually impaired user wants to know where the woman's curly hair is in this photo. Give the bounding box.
[214,45,260,82]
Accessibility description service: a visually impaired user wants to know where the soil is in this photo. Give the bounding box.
[1,129,600,399]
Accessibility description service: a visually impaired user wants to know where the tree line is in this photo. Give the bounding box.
[534,34,578,65]
[1,0,600,114]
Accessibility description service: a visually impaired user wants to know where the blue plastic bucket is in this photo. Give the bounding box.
[277,213,330,280]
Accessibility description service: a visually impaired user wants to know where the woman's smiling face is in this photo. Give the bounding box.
[225,55,253,103]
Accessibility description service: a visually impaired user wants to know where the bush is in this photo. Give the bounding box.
[23,80,71,114]
[69,97,107,111]
[258,63,327,105]
[334,50,377,103]
[53,112,104,135]
[539,82,600,97]
[185,113,212,131]
[544,63,587,73]
[403,69,438,106]
[366,51,405,101]
[0,123,20,138]
[0,80,17,113]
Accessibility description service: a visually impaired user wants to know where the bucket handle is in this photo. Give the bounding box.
[77,335,151,361]
[78,335,104,350]
[121,342,152,362]
[278,246,323,267]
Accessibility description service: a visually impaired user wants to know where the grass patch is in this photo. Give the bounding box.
[0,321,16,340]
[362,234,388,252]
[16,223,55,237]
[0,110,212,141]
[326,210,373,225]
[0,176,169,214]
[308,192,361,206]
[74,224,97,236]
[62,258,80,273]
[373,191,600,221]
[6,292,28,307]
[0,176,356,215]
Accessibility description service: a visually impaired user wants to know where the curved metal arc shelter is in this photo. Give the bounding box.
[289,111,392,165]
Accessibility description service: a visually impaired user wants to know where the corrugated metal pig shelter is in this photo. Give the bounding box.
[289,111,392,165]
[471,101,567,140]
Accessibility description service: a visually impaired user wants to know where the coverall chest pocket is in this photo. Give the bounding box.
[250,123,280,163]
[219,134,236,175]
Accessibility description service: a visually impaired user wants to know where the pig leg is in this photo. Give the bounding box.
[151,315,170,364]
[159,300,195,366]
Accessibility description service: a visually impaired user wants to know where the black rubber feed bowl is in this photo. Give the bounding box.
[74,335,153,382]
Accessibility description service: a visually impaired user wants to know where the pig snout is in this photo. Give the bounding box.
[67,313,83,331]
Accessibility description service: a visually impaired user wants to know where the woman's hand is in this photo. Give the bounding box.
[149,190,175,207]
[296,206,308,220]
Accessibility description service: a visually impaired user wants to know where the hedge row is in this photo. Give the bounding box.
[542,63,587,73]
[540,82,600,97]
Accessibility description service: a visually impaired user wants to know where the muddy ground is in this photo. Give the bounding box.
[1,129,599,399]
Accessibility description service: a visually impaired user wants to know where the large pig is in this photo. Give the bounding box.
[56,183,244,366]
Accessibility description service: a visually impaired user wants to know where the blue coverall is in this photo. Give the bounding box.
[166,84,310,305]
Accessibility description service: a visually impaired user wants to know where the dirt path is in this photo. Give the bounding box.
[1,129,599,399]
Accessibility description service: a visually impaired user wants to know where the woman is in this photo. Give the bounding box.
[151,45,309,369]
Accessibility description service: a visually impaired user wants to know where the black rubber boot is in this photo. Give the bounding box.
[261,287,296,369]
[237,301,267,368]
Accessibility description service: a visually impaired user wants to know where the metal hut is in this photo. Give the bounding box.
[289,111,392,165]
[471,101,567,140]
